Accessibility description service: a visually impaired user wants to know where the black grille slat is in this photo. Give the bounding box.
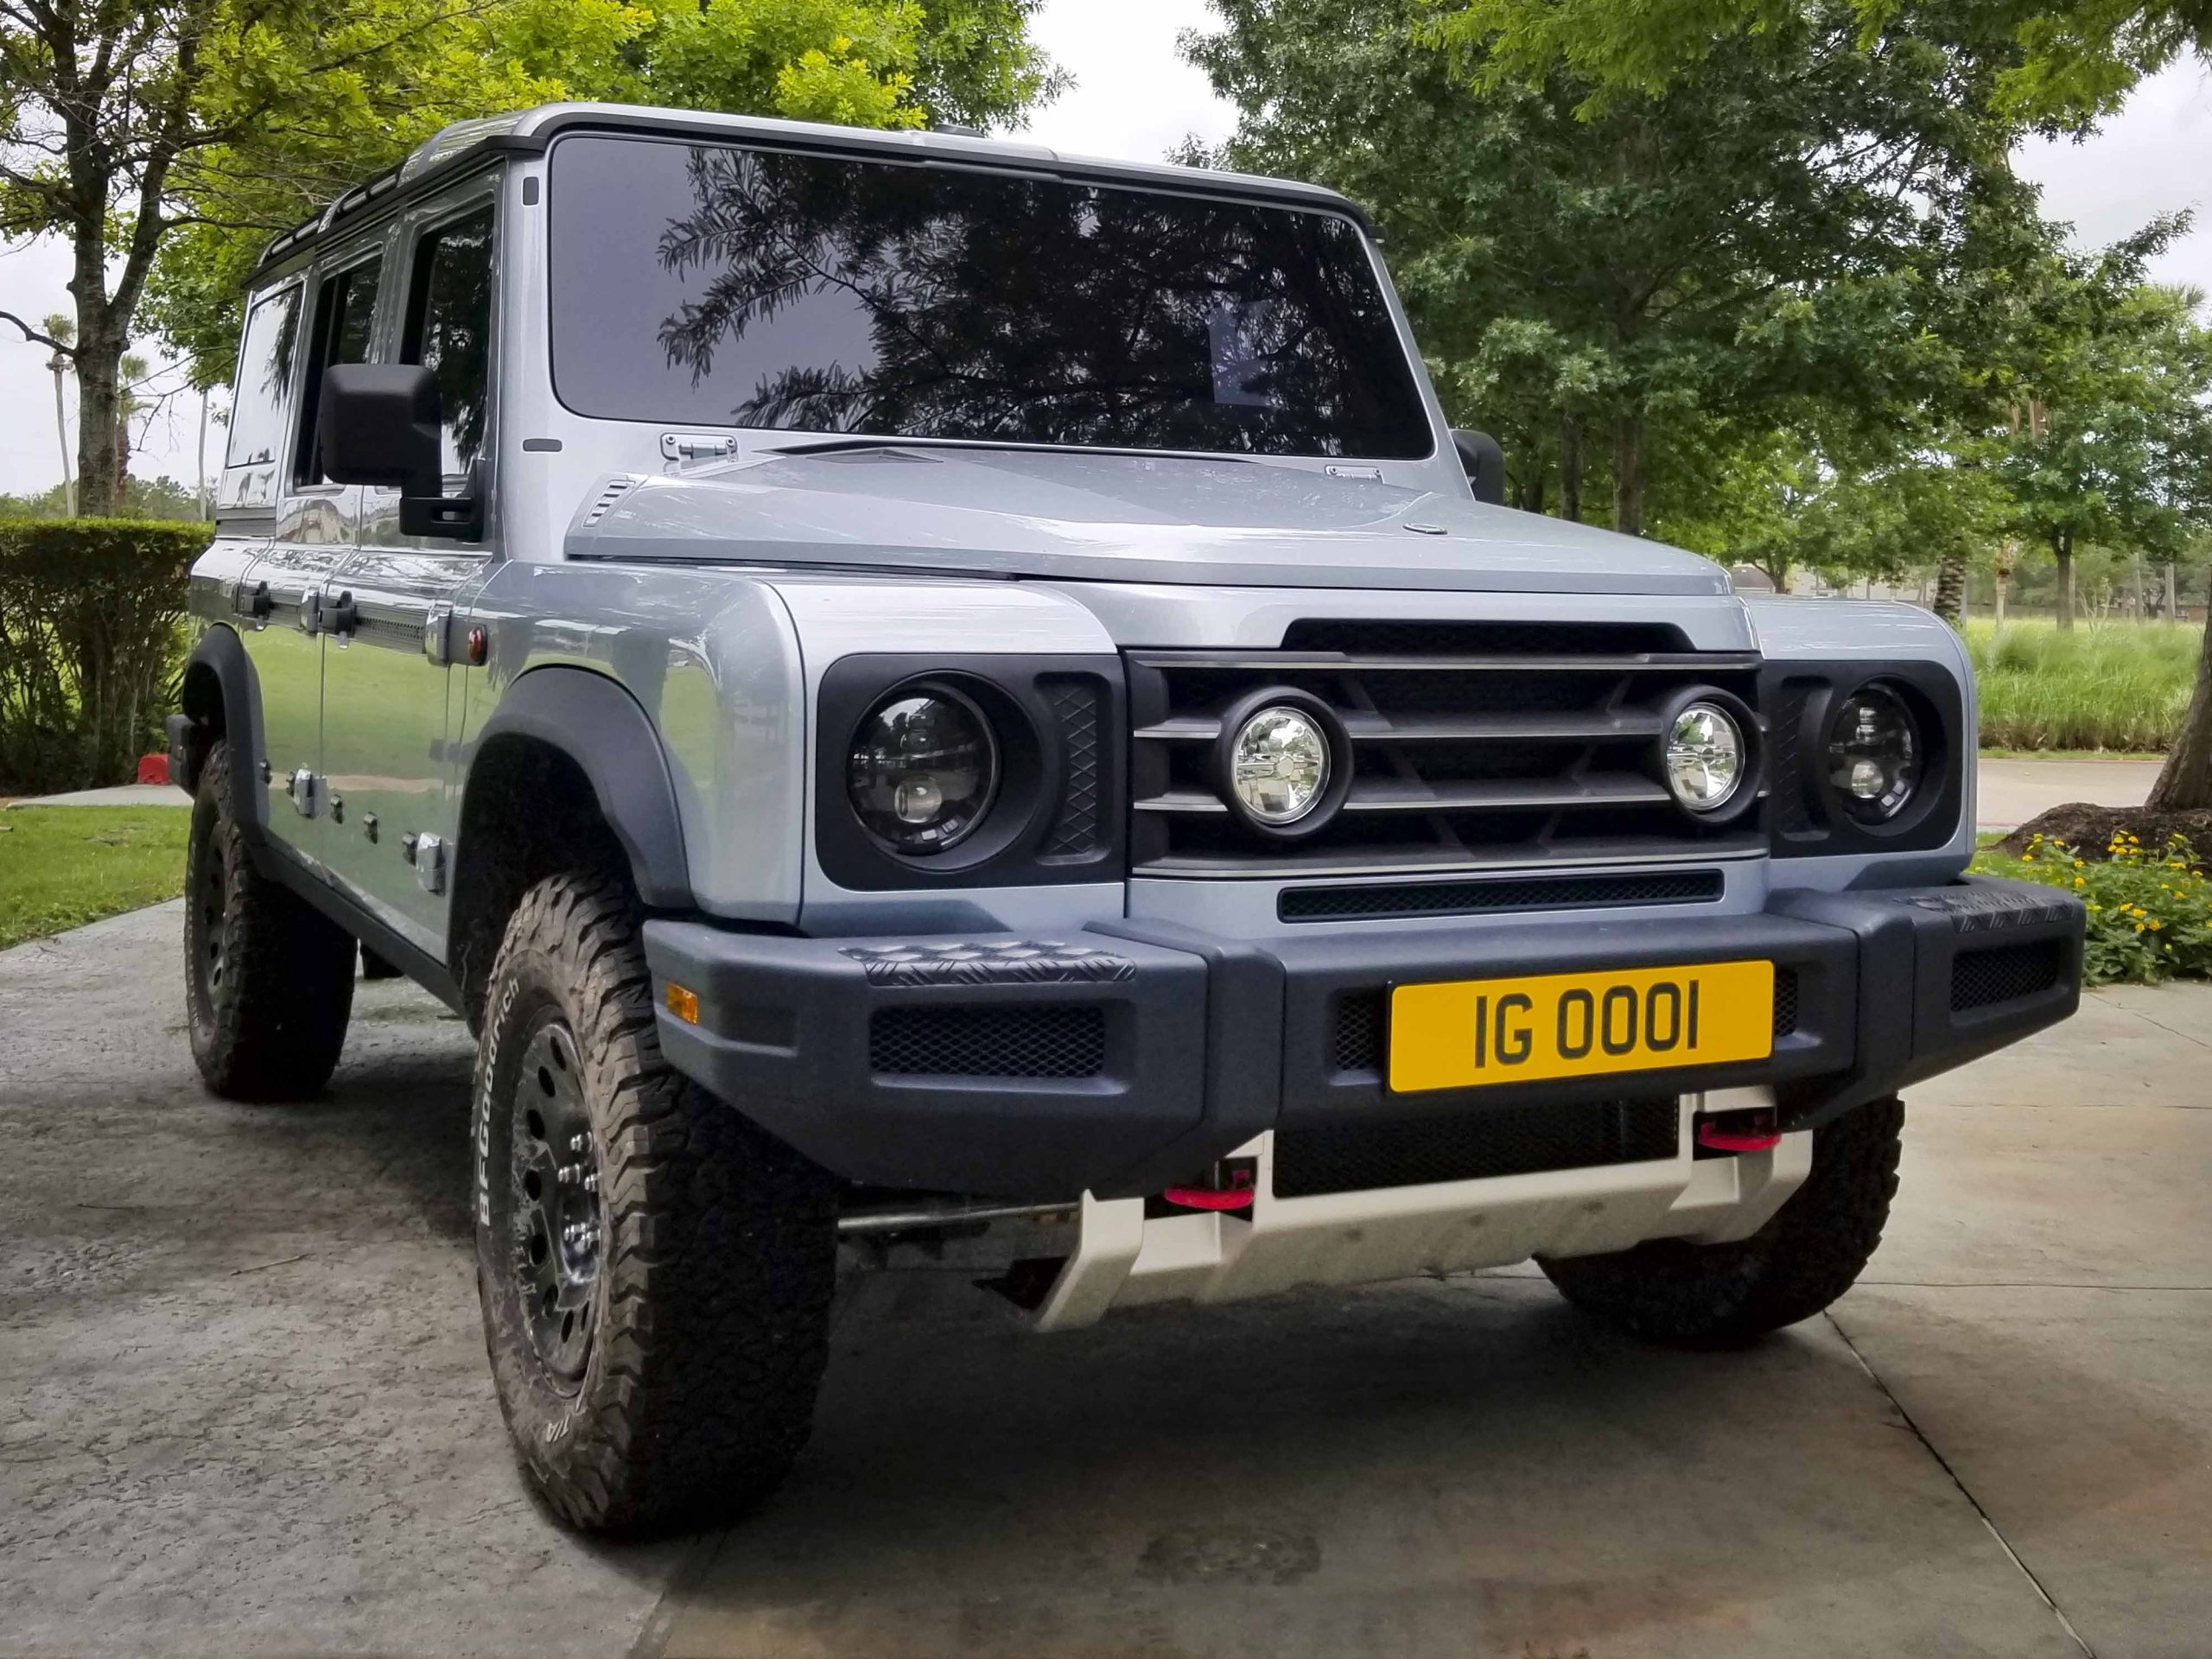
[1128,620,1761,874]
[1773,968,1800,1036]
[1951,943,2062,1013]
[1280,620,1696,656]
[1274,1096,1681,1198]
[1284,869,1724,923]
[870,1006,1105,1077]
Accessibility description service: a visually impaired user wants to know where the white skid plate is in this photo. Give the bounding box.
[1032,1089,1810,1332]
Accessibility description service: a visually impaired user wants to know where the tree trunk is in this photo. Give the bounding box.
[2054,530,2075,631]
[1559,414,1582,524]
[1931,553,1966,626]
[72,330,124,517]
[2147,569,2212,810]
[2167,561,2179,626]
[50,359,75,515]
[1611,410,1643,537]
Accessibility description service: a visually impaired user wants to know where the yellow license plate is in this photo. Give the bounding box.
[1388,960,1775,1094]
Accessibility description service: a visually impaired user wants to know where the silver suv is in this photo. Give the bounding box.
[168,102,2084,1535]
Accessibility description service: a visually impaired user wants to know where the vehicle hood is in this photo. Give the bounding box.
[564,447,1732,597]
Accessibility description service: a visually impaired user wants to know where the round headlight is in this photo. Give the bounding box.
[1826,682,1920,823]
[847,686,998,853]
[1664,701,1747,813]
[1230,705,1332,825]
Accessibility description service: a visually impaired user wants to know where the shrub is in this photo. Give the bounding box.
[1974,831,2212,985]
[1966,620,2199,752]
[0,518,210,794]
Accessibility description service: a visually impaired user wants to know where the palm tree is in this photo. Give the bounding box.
[115,353,149,509]
[42,313,74,515]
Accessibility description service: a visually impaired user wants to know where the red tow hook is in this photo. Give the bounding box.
[1162,1161,1257,1212]
[1696,1106,1783,1154]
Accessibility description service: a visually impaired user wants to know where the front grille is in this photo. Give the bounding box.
[1952,941,2063,1012]
[1274,1096,1681,1198]
[1281,868,1723,923]
[1330,969,1799,1076]
[1128,620,1763,874]
[1039,676,1105,859]
[869,1006,1105,1077]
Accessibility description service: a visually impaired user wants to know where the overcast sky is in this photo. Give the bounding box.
[3,0,2207,498]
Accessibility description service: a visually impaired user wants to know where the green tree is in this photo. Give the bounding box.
[1185,0,2027,534]
[1,0,504,514]
[1427,0,2212,126]
[1991,265,2212,628]
[144,0,1063,392]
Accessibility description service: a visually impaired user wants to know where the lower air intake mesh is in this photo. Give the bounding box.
[1951,941,2063,1013]
[1274,1096,1681,1198]
[869,1006,1105,1078]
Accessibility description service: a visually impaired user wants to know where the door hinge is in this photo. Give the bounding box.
[423,607,454,666]
[660,431,738,463]
[404,831,448,895]
[232,578,273,627]
[287,768,321,818]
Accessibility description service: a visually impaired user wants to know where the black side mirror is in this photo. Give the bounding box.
[1452,429,1507,507]
[320,363,483,540]
[320,363,442,495]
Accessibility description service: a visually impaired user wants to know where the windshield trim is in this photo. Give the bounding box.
[539,130,1440,467]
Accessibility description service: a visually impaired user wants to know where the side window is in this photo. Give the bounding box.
[403,207,495,481]
[294,257,382,485]
[226,285,302,470]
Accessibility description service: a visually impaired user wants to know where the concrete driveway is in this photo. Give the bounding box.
[4,902,2207,1659]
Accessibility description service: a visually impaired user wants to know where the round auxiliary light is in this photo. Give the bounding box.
[1826,681,1921,823]
[1230,705,1332,825]
[1664,701,1747,813]
[846,685,999,854]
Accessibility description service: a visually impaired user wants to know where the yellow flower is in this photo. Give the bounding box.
[2088,902,2102,911]
[2074,860,2085,868]
[2150,920,2164,931]
[2075,877,2087,888]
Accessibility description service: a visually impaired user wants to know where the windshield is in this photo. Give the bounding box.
[546,134,1433,460]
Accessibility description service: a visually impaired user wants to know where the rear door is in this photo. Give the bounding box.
[318,186,499,955]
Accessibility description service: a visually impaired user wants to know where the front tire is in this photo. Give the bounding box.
[473,871,836,1535]
[184,740,356,1100]
[1538,1096,1904,1349]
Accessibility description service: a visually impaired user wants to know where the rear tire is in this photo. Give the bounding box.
[184,740,356,1100]
[473,871,836,1535]
[1537,1096,1904,1349]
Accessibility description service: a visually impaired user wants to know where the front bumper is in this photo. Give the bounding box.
[643,876,2083,1200]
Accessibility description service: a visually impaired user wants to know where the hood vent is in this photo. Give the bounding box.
[581,474,645,527]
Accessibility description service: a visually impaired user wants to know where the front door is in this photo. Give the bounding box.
[219,278,341,865]
[319,190,499,955]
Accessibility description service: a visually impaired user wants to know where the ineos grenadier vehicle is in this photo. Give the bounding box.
[170,102,2085,1535]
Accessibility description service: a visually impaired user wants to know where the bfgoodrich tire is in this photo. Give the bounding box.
[1537,1096,1904,1349]
[184,740,356,1100]
[473,871,836,1535]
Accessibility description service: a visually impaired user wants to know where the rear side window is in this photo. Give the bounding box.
[295,257,381,484]
[403,208,495,480]
[226,285,301,469]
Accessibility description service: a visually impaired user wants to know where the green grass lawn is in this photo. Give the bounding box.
[1967,620,2199,753]
[0,806,190,950]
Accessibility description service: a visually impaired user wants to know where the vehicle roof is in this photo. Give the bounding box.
[252,100,1377,277]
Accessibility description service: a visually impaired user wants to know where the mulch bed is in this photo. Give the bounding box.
[1993,803,2212,863]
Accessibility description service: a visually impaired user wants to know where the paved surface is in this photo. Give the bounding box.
[5,903,2209,1658]
[1978,756,2162,830]
[3,784,190,810]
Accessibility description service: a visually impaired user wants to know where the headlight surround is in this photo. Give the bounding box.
[1664,700,1748,813]
[846,683,1000,854]
[1825,681,1921,823]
